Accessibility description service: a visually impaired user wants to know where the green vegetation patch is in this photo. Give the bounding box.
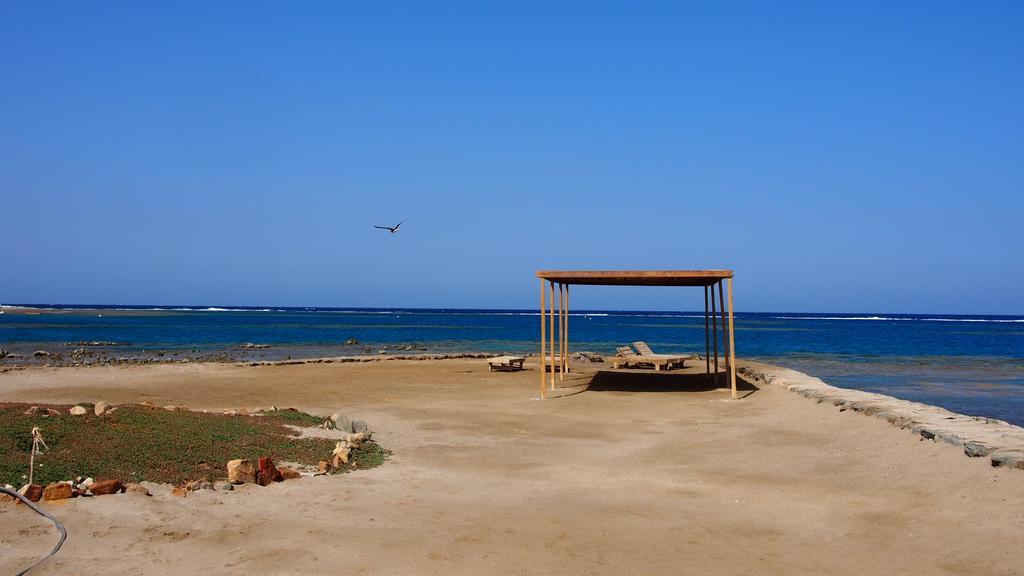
[0,403,389,486]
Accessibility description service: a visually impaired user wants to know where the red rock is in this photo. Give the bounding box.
[43,482,74,500]
[278,466,301,480]
[256,456,283,486]
[19,484,43,502]
[89,479,124,495]
[171,487,187,497]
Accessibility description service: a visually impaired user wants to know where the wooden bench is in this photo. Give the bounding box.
[487,355,526,372]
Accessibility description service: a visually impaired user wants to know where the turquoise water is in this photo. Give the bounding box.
[2,306,1022,426]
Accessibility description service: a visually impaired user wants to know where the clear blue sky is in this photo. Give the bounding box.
[2,2,1021,313]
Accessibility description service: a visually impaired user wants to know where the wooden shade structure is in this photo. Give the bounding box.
[536,270,737,400]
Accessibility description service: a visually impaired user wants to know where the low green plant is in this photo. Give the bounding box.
[0,403,387,486]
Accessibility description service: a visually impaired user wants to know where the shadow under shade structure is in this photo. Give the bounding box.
[584,371,760,396]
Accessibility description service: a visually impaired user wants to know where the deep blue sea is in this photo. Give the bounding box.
[2,305,1022,426]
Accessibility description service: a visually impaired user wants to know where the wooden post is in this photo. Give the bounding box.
[564,284,570,377]
[557,283,564,381]
[539,278,546,399]
[711,281,719,382]
[728,277,737,400]
[549,281,556,390]
[561,280,569,377]
[703,286,710,375]
[718,280,728,383]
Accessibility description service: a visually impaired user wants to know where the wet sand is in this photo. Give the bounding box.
[1,359,1023,575]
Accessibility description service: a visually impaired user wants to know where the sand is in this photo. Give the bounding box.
[1,358,1023,575]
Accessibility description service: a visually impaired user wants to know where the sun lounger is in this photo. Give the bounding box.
[488,355,526,372]
[632,341,692,369]
[612,343,690,371]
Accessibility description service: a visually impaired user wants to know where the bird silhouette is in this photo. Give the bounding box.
[374,219,407,234]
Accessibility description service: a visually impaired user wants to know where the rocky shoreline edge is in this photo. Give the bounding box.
[739,360,1024,471]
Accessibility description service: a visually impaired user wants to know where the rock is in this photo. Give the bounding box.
[345,338,359,345]
[0,348,7,359]
[237,408,249,416]
[227,459,257,484]
[964,442,990,458]
[256,456,283,486]
[89,479,124,495]
[316,461,331,475]
[187,481,215,491]
[332,442,351,467]
[333,414,353,433]
[163,405,178,411]
[69,405,88,415]
[278,466,301,480]
[171,487,188,498]
[990,451,1024,468]
[33,350,50,357]
[345,431,371,447]
[124,483,151,496]
[23,405,41,415]
[44,408,61,417]
[141,400,156,407]
[19,484,43,502]
[94,401,110,416]
[43,482,74,500]
[352,420,368,434]
[216,482,234,491]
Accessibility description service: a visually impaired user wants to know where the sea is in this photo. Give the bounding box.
[2,305,1022,427]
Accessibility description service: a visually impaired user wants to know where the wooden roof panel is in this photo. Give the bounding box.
[535,270,733,287]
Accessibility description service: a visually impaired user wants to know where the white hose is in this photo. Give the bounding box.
[1,486,67,575]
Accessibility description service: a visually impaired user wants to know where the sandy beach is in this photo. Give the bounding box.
[1,358,1022,575]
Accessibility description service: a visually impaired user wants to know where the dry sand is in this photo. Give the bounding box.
[1,359,1022,575]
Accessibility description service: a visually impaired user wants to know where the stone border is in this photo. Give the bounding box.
[243,353,492,367]
[738,360,1024,471]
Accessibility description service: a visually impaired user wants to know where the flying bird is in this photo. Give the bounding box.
[374,219,407,234]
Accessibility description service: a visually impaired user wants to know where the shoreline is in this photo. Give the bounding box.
[3,355,1022,472]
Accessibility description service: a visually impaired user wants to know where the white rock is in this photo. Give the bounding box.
[69,405,88,415]
[94,401,110,416]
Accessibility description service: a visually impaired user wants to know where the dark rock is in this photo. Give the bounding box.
[345,338,359,345]
[19,484,43,502]
[33,350,50,357]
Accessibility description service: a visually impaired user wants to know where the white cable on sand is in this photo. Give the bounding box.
[1,486,67,575]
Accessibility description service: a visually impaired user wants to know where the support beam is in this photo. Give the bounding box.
[558,283,564,381]
[728,277,737,400]
[563,284,570,377]
[549,281,556,390]
[718,281,728,385]
[711,281,719,382]
[539,278,546,399]
[703,286,710,375]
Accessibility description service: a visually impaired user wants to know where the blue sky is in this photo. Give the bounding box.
[2,2,1021,313]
